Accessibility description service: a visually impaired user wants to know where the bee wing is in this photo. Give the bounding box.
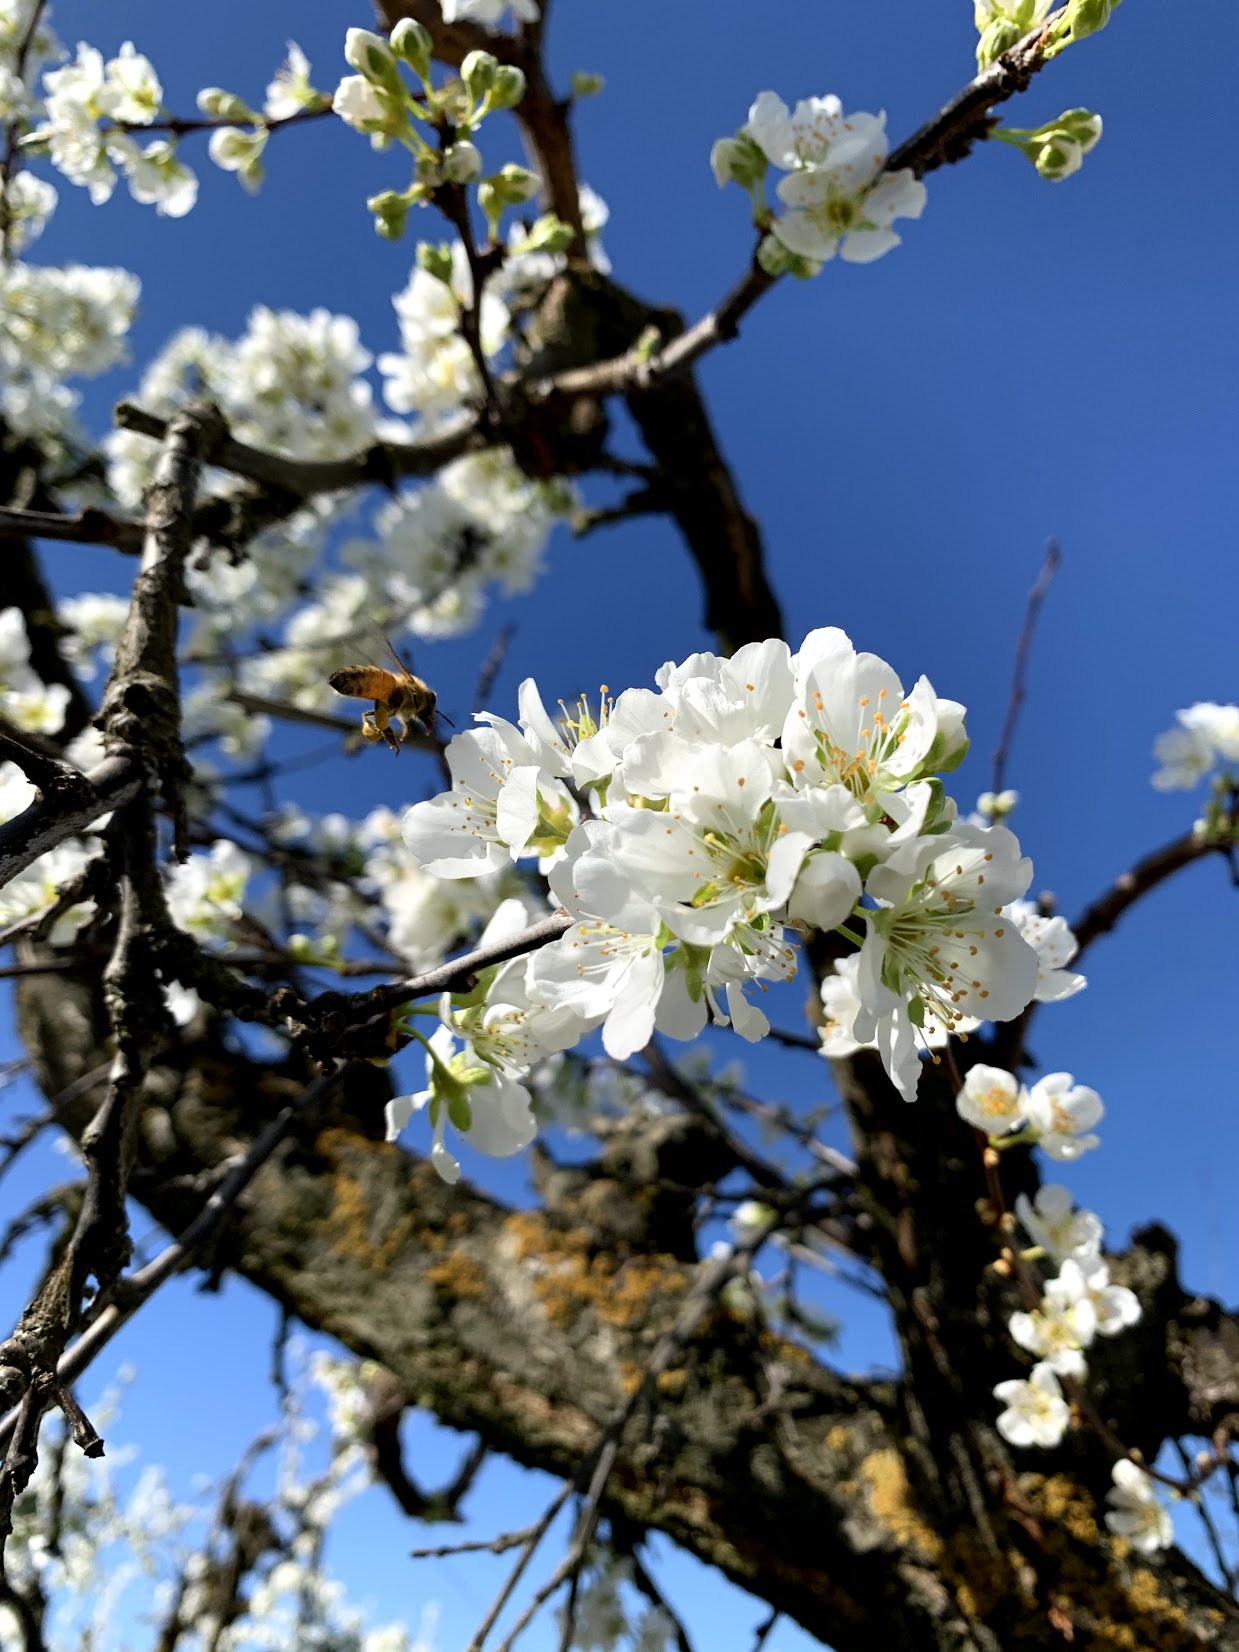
[384,636,417,680]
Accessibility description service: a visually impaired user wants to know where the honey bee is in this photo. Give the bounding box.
[328,640,440,753]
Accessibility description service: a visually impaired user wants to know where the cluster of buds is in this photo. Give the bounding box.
[333,24,539,243]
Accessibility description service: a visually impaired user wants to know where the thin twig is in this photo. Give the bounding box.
[991,540,1060,799]
[0,1067,344,1457]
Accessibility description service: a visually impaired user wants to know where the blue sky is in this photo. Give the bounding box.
[5,2,1239,1646]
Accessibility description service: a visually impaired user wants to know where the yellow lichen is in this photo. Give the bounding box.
[424,1251,488,1300]
[857,1448,944,1561]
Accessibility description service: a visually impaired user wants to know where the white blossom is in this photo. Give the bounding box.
[1024,1071,1103,1160]
[993,1360,1070,1448]
[1014,1184,1103,1265]
[1006,899,1086,1001]
[1104,1460,1173,1552]
[164,840,252,945]
[734,94,926,264]
[402,720,577,877]
[956,1063,1027,1135]
[0,837,100,943]
[1078,1258,1141,1336]
[265,42,318,120]
[855,824,1038,1100]
[1008,1259,1097,1377]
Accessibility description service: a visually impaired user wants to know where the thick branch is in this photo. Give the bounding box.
[113,400,481,499]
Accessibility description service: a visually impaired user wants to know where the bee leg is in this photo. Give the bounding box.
[360,710,384,743]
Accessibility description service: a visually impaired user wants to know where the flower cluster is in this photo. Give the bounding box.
[712,91,926,272]
[390,628,1049,1174]
[0,261,139,453]
[956,1064,1101,1160]
[975,1075,1173,1547]
[31,40,197,216]
[992,109,1103,182]
[333,24,543,243]
[164,840,253,947]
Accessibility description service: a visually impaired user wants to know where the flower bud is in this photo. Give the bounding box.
[509,212,575,255]
[492,162,539,203]
[484,65,526,112]
[416,242,456,285]
[390,17,433,81]
[570,70,605,99]
[710,132,766,190]
[197,87,258,123]
[756,231,820,281]
[975,19,1025,66]
[344,28,402,93]
[1066,0,1121,39]
[442,139,482,183]
[461,49,498,101]
[368,188,410,239]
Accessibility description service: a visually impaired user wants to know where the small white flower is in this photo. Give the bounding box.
[956,1063,1027,1134]
[1006,899,1086,1002]
[993,1361,1070,1449]
[856,824,1038,1100]
[1008,1259,1097,1378]
[103,42,162,125]
[1181,702,1239,762]
[265,42,317,121]
[1078,1259,1141,1336]
[164,840,252,944]
[1151,718,1215,791]
[1024,1071,1103,1161]
[1104,1460,1173,1553]
[1014,1184,1102,1265]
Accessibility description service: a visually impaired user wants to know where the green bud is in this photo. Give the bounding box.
[390,17,433,81]
[508,212,575,255]
[344,27,403,94]
[442,139,483,183]
[633,325,662,364]
[478,162,541,233]
[992,110,1101,182]
[416,241,456,284]
[446,1088,473,1132]
[1066,0,1121,39]
[461,49,498,101]
[975,19,1025,68]
[756,232,820,281]
[710,132,767,190]
[483,64,526,112]
[197,87,258,123]
[414,151,443,188]
[493,162,539,203]
[368,188,410,239]
[570,70,605,99]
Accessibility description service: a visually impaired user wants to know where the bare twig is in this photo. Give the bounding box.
[473,623,517,713]
[0,1067,345,1457]
[991,540,1060,799]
